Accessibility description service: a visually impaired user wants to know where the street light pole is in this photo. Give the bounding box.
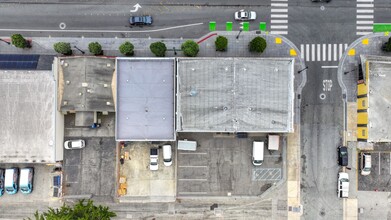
[0,38,10,45]
[297,66,308,74]
[236,28,243,40]
[74,46,85,54]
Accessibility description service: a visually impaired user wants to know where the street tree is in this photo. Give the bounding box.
[53,42,72,55]
[215,36,228,51]
[119,41,134,56]
[181,40,199,57]
[249,36,267,53]
[26,199,116,220]
[150,41,167,57]
[11,34,30,49]
[382,37,391,52]
[88,42,103,55]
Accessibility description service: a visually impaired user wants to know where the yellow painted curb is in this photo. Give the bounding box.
[275,37,282,44]
[290,49,297,56]
[362,38,369,45]
[348,49,355,56]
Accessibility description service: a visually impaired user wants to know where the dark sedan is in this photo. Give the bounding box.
[338,146,348,166]
[129,16,153,26]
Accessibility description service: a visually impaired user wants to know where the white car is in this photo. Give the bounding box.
[337,172,349,198]
[234,9,257,21]
[64,140,85,150]
[162,145,172,167]
[150,148,159,171]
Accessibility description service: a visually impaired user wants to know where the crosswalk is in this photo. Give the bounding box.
[270,0,288,35]
[300,44,348,62]
[356,0,374,35]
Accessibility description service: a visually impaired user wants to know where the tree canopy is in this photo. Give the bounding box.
[248,36,267,53]
[181,40,199,57]
[119,41,134,56]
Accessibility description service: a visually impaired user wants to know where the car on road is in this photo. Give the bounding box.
[150,148,159,171]
[0,169,4,196]
[338,146,348,166]
[64,139,85,150]
[337,172,349,198]
[129,16,153,25]
[234,10,257,21]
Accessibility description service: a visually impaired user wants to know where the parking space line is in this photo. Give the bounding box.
[379,152,381,175]
[179,152,207,155]
[178,179,207,181]
[178,165,208,168]
[178,192,208,195]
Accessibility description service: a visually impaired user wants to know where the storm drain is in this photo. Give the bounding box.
[252,168,282,181]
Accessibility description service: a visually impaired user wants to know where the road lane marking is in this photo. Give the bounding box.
[271,14,288,18]
[271,9,288,13]
[271,20,288,23]
[333,44,337,61]
[328,44,332,61]
[357,32,372,35]
[311,44,315,61]
[357,4,374,7]
[321,66,338,68]
[270,31,288,34]
[306,44,310,62]
[270,25,288,29]
[357,26,373,30]
[357,15,374,19]
[271,3,288,7]
[357,0,373,2]
[357,20,374,24]
[339,43,343,59]
[323,44,326,61]
[317,44,321,61]
[357,9,374,13]
[300,44,304,59]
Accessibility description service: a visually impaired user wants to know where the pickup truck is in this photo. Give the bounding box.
[150,148,159,171]
[337,172,349,198]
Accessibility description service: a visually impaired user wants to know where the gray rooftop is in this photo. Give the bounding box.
[177,58,294,133]
[364,55,391,142]
[116,58,175,141]
[58,57,116,112]
[0,70,57,163]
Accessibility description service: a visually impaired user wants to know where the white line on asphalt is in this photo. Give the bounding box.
[271,14,288,18]
[271,9,288,13]
[357,31,372,35]
[357,9,374,13]
[178,179,207,181]
[379,152,381,175]
[323,44,326,61]
[357,0,373,2]
[345,44,348,50]
[178,192,208,194]
[270,31,288,34]
[270,25,288,29]
[357,26,373,30]
[311,44,315,61]
[271,20,288,24]
[357,15,374,19]
[357,3,374,7]
[357,20,374,24]
[333,44,337,61]
[339,44,343,59]
[179,152,207,155]
[301,44,304,59]
[321,66,338,68]
[328,44,332,61]
[272,0,288,1]
[271,3,288,7]
[317,44,321,61]
[178,166,208,168]
[0,23,204,33]
[306,44,310,62]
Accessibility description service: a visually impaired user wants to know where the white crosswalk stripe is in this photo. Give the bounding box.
[270,0,288,35]
[356,0,374,35]
[300,43,349,62]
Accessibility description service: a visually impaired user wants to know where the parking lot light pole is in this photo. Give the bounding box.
[0,38,10,45]
[236,27,243,40]
[74,45,85,54]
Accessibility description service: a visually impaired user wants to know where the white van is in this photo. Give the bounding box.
[20,168,34,194]
[5,168,19,195]
[361,153,371,176]
[252,141,264,166]
[163,145,173,167]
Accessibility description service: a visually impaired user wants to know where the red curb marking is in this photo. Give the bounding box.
[197,33,217,44]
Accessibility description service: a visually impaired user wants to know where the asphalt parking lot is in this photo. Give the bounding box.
[0,164,56,203]
[358,151,391,191]
[62,137,116,200]
[177,133,284,197]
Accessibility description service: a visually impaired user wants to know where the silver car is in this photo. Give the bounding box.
[234,9,257,21]
[64,139,85,150]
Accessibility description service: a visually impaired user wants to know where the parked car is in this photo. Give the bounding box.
[338,146,348,166]
[0,169,4,196]
[129,16,153,25]
[5,168,19,195]
[252,141,264,166]
[19,168,34,194]
[150,148,159,171]
[337,172,349,198]
[64,139,85,150]
[162,145,172,167]
[234,9,257,21]
[361,153,371,175]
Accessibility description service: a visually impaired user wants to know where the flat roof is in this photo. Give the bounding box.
[116,58,175,141]
[365,56,391,142]
[0,70,56,163]
[177,58,294,133]
[58,57,116,112]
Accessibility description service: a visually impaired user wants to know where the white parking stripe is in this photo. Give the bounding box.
[301,44,304,59]
[270,25,288,29]
[271,20,288,23]
[271,3,288,7]
[178,192,208,195]
[321,66,338,68]
[311,44,315,61]
[317,44,321,61]
[271,14,288,18]
[270,31,288,34]
[357,15,374,19]
[357,9,374,13]
[357,31,373,35]
[328,44,332,61]
[357,4,374,7]
[271,9,288,13]
[333,44,337,61]
[357,20,374,24]
[323,44,326,61]
[306,44,310,62]
[339,44,343,59]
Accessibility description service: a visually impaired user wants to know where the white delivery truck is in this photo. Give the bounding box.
[252,141,264,166]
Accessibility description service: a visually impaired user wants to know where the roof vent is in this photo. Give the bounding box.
[107,63,111,67]
[64,63,68,67]
[82,83,88,87]
[106,102,111,106]
[66,80,70,85]
[63,101,68,105]
[87,89,92,93]
[103,84,108,88]
[79,92,83,96]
